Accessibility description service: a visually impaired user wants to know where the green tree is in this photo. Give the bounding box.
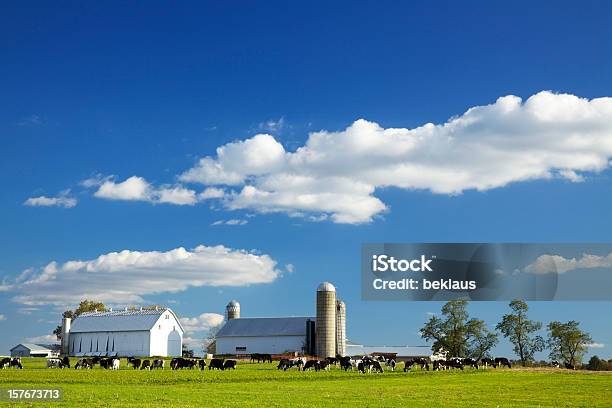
[586,355,607,371]
[547,320,592,366]
[496,300,545,366]
[53,300,106,339]
[420,299,493,358]
[468,319,499,360]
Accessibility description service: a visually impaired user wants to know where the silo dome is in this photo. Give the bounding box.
[226,300,240,320]
[227,300,240,307]
[317,282,336,292]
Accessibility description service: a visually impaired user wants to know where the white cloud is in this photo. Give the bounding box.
[25,334,58,344]
[211,219,248,226]
[24,190,77,208]
[198,187,225,201]
[4,245,281,307]
[94,176,198,205]
[0,314,5,321]
[587,343,606,349]
[285,263,294,273]
[178,91,612,223]
[523,253,612,274]
[259,117,285,133]
[180,313,224,334]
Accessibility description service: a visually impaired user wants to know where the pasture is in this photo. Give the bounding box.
[0,358,610,407]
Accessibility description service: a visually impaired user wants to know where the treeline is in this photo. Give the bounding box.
[420,299,602,369]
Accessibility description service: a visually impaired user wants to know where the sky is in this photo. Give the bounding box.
[1,1,612,360]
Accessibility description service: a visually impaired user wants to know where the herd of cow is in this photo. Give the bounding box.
[3,351,573,373]
[275,354,513,374]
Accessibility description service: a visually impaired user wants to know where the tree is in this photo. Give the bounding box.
[586,355,608,371]
[547,320,592,367]
[468,319,499,360]
[203,323,223,355]
[53,300,106,340]
[420,299,494,358]
[496,300,545,366]
[182,344,194,358]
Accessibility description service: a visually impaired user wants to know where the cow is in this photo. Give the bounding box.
[326,357,339,366]
[302,360,321,371]
[197,359,206,370]
[319,361,331,371]
[339,356,352,371]
[551,360,560,368]
[494,357,511,369]
[250,353,272,363]
[480,357,494,368]
[75,358,94,369]
[209,358,225,370]
[111,358,120,370]
[357,362,366,374]
[140,360,151,370]
[564,362,575,370]
[223,360,237,370]
[60,356,70,368]
[370,360,384,373]
[446,358,464,370]
[404,358,429,372]
[99,358,112,369]
[462,358,479,369]
[127,357,141,370]
[46,358,64,369]
[386,359,396,371]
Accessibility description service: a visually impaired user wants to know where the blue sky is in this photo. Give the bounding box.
[1,1,612,359]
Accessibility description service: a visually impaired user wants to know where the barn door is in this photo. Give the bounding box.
[167,330,181,357]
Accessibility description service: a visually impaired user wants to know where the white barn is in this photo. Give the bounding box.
[215,317,314,355]
[65,308,183,357]
[11,343,60,358]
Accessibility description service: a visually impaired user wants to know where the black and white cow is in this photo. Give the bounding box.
[209,358,225,370]
[223,360,237,370]
[151,359,165,370]
[494,357,511,369]
[302,360,321,371]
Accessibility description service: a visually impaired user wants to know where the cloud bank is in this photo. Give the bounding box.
[180,313,225,334]
[523,252,612,274]
[24,191,77,208]
[94,176,198,205]
[3,245,281,307]
[176,91,612,223]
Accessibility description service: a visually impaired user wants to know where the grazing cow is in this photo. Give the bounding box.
[339,356,352,371]
[370,360,384,373]
[150,359,164,370]
[319,361,331,371]
[302,360,321,371]
[551,360,560,368]
[385,359,396,371]
[99,358,112,369]
[75,358,93,369]
[446,358,464,370]
[46,358,64,369]
[127,357,141,370]
[462,358,479,369]
[111,358,120,370]
[250,353,272,363]
[277,359,290,370]
[0,358,9,369]
[404,358,429,372]
[171,358,196,370]
[223,360,237,370]
[494,357,511,369]
[564,362,575,370]
[209,358,225,370]
[326,357,339,366]
[140,360,151,370]
[61,356,70,369]
[198,359,206,370]
[480,358,494,368]
[357,362,366,374]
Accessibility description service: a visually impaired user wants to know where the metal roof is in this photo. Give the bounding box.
[217,317,314,337]
[317,282,336,292]
[70,308,183,333]
[11,343,57,352]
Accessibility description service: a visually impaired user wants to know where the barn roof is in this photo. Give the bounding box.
[11,343,56,352]
[70,308,183,333]
[346,343,431,358]
[217,317,313,337]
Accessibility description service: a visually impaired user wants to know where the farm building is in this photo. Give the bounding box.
[345,341,431,361]
[215,282,346,357]
[10,343,60,358]
[60,307,183,357]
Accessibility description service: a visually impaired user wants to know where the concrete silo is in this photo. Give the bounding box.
[226,300,240,320]
[316,282,336,358]
[335,300,346,356]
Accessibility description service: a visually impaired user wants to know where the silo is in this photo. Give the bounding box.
[335,300,346,357]
[316,282,336,358]
[61,317,71,356]
[226,300,240,320]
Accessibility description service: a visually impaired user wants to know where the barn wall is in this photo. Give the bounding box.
[149,311,183,357]
[10,345,31,357]
[69,331,150,357]
[216,335,306,355]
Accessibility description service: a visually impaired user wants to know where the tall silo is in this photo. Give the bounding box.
[60,317,71,356]
[335,300,346,356]
[226,300,240,320]
[316,282,336,358]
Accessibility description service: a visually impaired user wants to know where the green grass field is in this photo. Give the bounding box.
[0,358,610,407]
